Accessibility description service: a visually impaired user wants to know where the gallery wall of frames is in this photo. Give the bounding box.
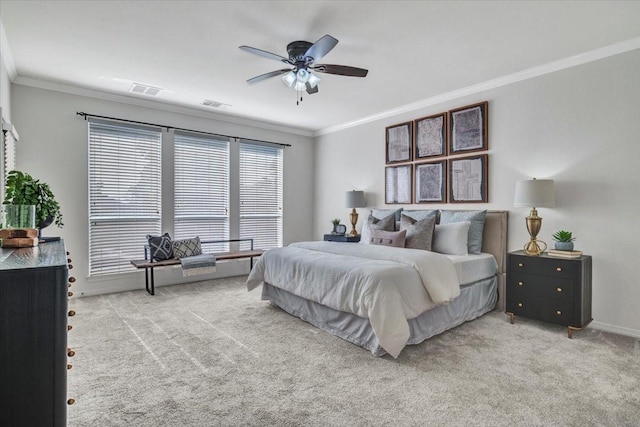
[384,101,489,204]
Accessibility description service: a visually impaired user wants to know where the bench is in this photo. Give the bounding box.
[130,238,263,295]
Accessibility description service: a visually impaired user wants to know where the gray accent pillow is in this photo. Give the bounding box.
[371,208,403,228]
[439,210,487,254]
[403,209,439,223]
[147,233,173,261]
[400,214,436,251]
[369,229,407,248]
[361,214,396,244]
[172,237,202,259]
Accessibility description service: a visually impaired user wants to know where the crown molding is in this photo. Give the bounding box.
[315,36,640,136]
[12,76,315,138]
[0,19,17,80]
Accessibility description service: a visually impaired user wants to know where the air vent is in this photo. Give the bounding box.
[202,99,230,109]
[129,83,163,96]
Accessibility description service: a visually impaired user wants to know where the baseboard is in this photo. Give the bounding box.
[590,321,640,339]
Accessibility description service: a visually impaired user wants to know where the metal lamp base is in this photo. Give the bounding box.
[523,207,547,256]
[349,208,359,237]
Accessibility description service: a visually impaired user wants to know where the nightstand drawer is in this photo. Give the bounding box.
[507,295,573,326]
[508,273,574,302]
[509,255,578,279]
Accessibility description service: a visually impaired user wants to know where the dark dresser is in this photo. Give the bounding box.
[506,250,592,338]
[323,234,361,243]
[0,240,71,426]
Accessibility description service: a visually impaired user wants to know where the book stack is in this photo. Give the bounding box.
[547,249,583,258]
[0,228,39,247]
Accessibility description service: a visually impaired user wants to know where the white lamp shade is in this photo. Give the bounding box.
[514,179,556,208]
[345,190,366,208]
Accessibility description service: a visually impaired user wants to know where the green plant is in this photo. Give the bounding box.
[3,170,63,228]
[552,230,575,242]
[331,218,341,226]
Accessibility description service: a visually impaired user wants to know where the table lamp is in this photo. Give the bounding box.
[345,190,366,237]
[514,178,555,256]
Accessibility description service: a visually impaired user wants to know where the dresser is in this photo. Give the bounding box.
[323,234,361,243]
[506,250,592,338]
[0,241,72,426]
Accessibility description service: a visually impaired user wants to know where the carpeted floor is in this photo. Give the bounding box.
[67,276,640,426]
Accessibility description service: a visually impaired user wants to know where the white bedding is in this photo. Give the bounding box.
[448,253,498,285]
[247,241,459,358]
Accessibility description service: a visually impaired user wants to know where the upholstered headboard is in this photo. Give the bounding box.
[482,210,509,311]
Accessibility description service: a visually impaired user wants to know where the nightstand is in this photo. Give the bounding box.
[324,234,361,243]
[506,250,592,338]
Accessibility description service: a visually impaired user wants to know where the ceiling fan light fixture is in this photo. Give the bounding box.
[296,68,310,84]
[307,72,320,88]
[294,81,307,91]
[282,71,296,87]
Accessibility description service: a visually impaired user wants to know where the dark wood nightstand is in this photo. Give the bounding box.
[506,250,592,338]
[324,234,361,243]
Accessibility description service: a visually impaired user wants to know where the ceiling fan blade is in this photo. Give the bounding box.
[304,35,338,62]
[306,82,319,95]
[239,45,290,64]
[312,64,369,77]
[246,69,292,84]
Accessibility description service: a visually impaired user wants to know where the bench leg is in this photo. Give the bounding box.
[145,267,155,296]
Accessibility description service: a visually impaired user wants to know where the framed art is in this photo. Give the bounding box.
[414,160,446,203]
[385,122,413,164]
[385,164,413,204]
[448,154,488,203]
[448,101,488,155]
[414,113,446,159]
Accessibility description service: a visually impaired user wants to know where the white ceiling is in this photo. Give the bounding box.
[1,1,639,134]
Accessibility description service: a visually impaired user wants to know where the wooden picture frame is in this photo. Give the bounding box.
[385,122,413,164]
[414,113,446,159]
[448,154,488,203]
[414,160,446,204]
[385,164,413,204]
[448,101,488,155]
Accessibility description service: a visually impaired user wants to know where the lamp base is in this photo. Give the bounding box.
[349,208,359,237]
[523,238,547,256]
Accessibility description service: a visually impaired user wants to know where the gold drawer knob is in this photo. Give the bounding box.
[556,310,562,315]
[556,287,562,292]
[67,398,75,405]
[556,267,562,272]
[66,251,70,256]
[68,310,76,317]
[518,281,524,286]
[67,364,73,370]
[68,325,73,331]
[68,291,73,297]
[517,303,523,307]
[68,258,72,264]
[68,283,72,288]
[518,263,524,267]
[69,276,76,283]
[68,264,74,269]
[68,349,75,357]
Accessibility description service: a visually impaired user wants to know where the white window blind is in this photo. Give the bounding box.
[239,142,283,250]
[89,121,162,275]
[174,132,229,252]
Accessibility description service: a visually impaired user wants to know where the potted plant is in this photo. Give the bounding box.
[3,170,63,232]
[331,218,341,234]
[552,230,575,251]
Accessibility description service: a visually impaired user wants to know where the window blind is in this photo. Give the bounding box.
[239,142,283,250]
[174,132,230,252]
[88,121,162,275]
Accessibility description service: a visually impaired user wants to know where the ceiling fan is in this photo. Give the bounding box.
[239,34,368,101]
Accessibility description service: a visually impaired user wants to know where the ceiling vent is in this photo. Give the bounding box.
[202,99,230,109]
[129,83,163,96]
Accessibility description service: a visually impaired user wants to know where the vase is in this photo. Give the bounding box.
[554,241,574,251]
[3,204,36,229]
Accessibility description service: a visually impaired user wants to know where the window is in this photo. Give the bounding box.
[88,121,162,275]
[239,142,283,250]
[1,123,18,201]
[174,132,229,251]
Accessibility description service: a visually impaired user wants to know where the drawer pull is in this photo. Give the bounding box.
[68,258,72,264]
[67,364,73,370]
[68,264,74,269]
[517,303,523,307]
[518,281,524,286]
[68,291,73,297]
[518,263,524,267]
[68,325,73,331]
[69,276,76,283]
[556,267,562,272]
[556,287,562,292]
[67,398,75,405]
[556,310,562,315]
[69,310,76,317]
[68,349,75,357]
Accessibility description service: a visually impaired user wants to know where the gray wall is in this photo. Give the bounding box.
[313,50,640,337]
[10,84,314,296]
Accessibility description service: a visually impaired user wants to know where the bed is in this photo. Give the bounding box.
[247,210,508,358]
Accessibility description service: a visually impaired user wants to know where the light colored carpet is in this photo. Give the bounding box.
[68,276,640,426]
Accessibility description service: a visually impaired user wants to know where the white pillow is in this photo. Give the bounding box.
[432,221,470,255]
